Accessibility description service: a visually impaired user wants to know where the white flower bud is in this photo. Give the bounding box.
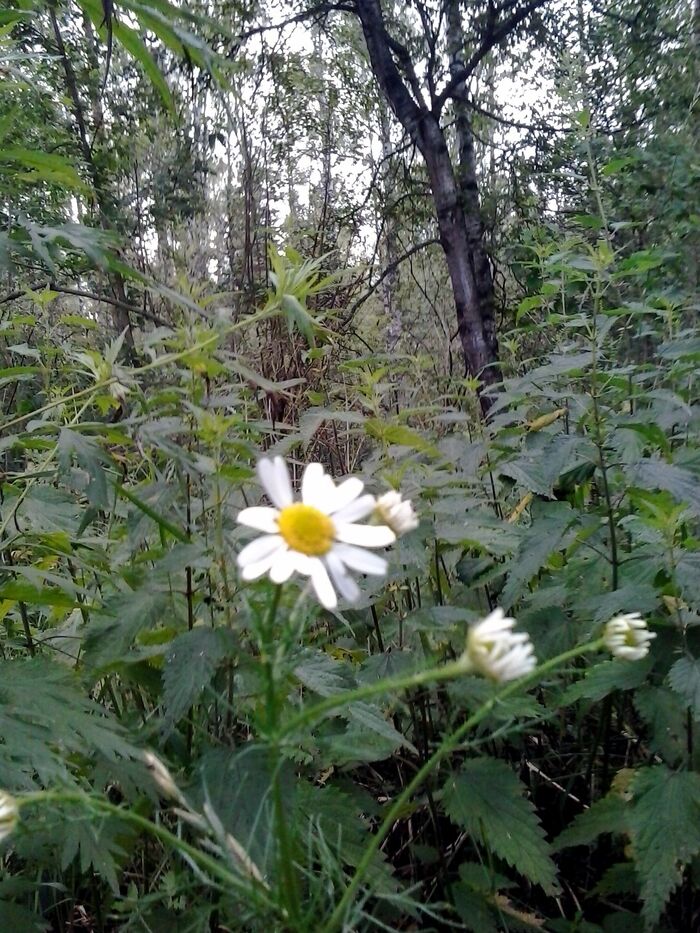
[603,612,655,661]
[462,608,537,683]
[374,491,419,536]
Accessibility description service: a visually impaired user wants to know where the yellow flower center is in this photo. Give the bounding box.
[277,503,335,556]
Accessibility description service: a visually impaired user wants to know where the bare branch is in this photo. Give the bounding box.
[434,0,551,114]
[344,238,440,319]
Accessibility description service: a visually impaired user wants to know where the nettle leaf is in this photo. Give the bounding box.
[343,702,417,755]
[294,648,355,696]
[443,757,560,894]
[84,587,171,670]
[628,459,700,517]
[196,745,292,877]
[553,793,629,851]
[668,657,700,720]
[297,782,395,892]
[675,551,700,607]
[634,687,687,766]
[560,656,653,704]
[60,812,134,894]
[500,504,577,609]
[57,427,111,508]
[0,658,137,790]
[161,627,229,733]
[630,766,700,928]
[499,433,589,499]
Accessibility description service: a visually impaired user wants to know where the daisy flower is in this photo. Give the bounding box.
[236,457,396,609]
[374,491,419,536]
[461,608,537,682]
[603,612,655,661]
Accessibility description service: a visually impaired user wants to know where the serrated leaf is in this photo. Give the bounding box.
[634,687,687,766]
[500,504,576,609]
[630,766,700,928]
[560,656,653,704]
[628,459,700,517]
[668,657,700,720]
[294,648,354,697]
[161,627,227,733]
[553,793,629,851]
[675,551,700,607]
[443,757,560,894]
[84,587,170,670]
[343,702,417,754]
[0,658,136,790]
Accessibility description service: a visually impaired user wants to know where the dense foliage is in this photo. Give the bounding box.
[0,0,698,929]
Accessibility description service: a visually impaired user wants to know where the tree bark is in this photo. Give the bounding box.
[354,0,500,415]
[50,3,134,348]
[445,0,499,375]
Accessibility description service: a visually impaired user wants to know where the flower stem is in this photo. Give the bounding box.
[261,585,302,926]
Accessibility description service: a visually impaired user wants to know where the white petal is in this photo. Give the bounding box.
[236,506,279,533]
[237,534,284,567]
[336,523,396,548]
[240,548,282,580]
[272,456,294,506]
[325,551,361,603]
[269,549,297,583]
[301,463,327,507]
[333,543,387,576]
[327,477,364,514]
[308,557,337,609]
[332,494,377,524]
[257,457,293,509]
[290,551,315,577]
[302,466,338,511]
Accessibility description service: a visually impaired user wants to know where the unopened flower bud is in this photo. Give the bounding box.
[374,491,419,536]
[603,613,655,661]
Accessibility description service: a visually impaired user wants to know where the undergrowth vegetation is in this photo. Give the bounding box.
[1,0,699,930]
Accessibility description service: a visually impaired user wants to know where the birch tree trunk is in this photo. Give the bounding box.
[354,0,501,415]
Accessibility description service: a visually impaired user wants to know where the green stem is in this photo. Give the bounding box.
[261,586,302,926]
[322,638,605,933]
[278,659,471,743]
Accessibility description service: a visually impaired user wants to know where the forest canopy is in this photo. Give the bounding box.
[0,0,698,929]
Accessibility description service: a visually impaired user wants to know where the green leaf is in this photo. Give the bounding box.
[0,658,136,790]
[0,902,49,932]
[630,766,700,928]
[111,22,175,114]
[634,687,687,766]
[162,627,228,733]
[443,756,560,894]
[196,745,290,877]
[115,482,189,542]
[0,147,89,192]
[560,656,653,704]
[628,459,700,517]
[500,503,576,608]
[84,587,170,670]
[668,657,700,720]
[294,649,354,697]
[675,551,700,607]
[553,793,629,851]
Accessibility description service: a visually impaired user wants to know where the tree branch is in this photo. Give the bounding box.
[434,0,551,114]
[344,238,440,319]
[0,282,167,326]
